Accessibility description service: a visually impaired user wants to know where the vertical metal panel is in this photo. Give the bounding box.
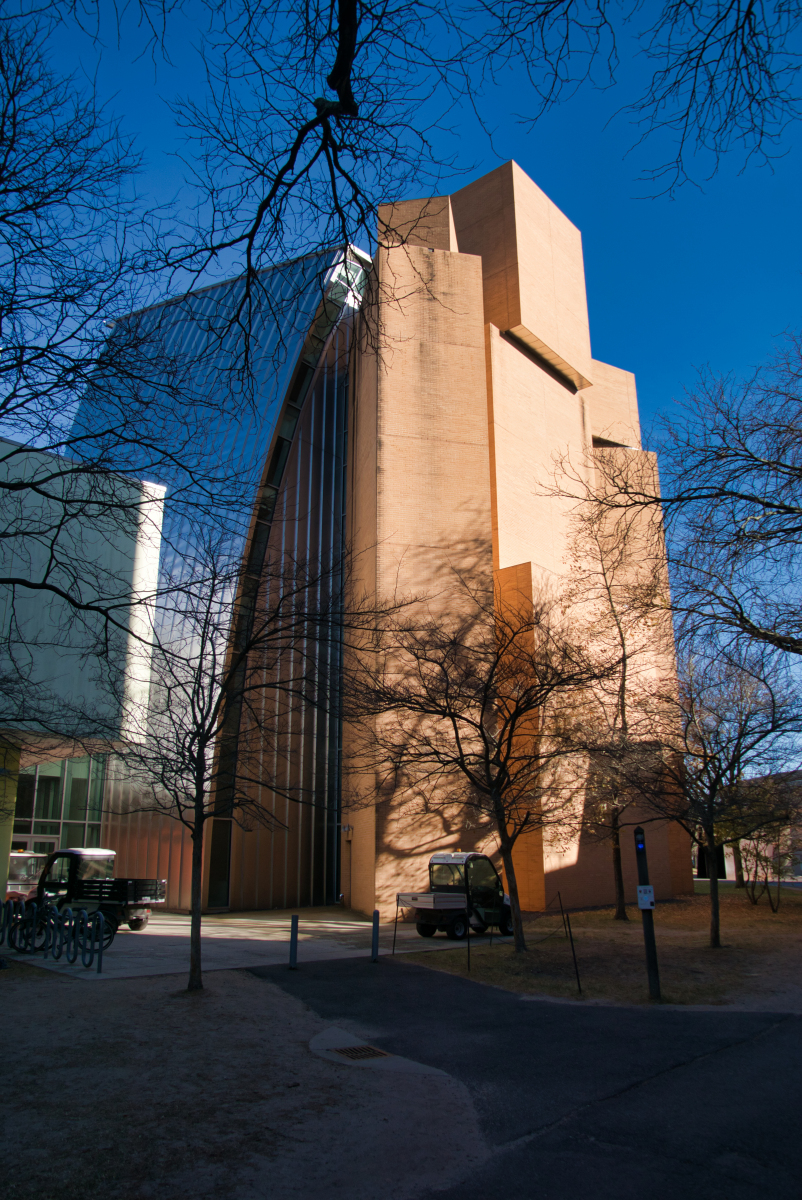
[229,319,350,908]
[98,263,356,911]
[101,756,194,910]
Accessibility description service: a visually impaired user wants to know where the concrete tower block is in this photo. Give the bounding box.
[345,240,496,917]
[450,161,593,392]
[377,196,457,251]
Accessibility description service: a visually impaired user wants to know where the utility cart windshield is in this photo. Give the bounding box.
[430,862,465,889]
[77,855,115,881]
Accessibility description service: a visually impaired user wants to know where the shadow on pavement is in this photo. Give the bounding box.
[250,956,801,1200]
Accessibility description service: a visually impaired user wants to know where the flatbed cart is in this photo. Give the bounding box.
[394,851,514,948]
[11,848,167,951]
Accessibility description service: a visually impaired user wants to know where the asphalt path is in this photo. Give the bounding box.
[250,957,801,1200]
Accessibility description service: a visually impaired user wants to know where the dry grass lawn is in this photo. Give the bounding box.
[403,884,802,1008]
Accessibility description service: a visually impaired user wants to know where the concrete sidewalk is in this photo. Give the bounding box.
[17,906,491,979]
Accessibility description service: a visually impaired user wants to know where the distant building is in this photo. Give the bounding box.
[0,438,163,891]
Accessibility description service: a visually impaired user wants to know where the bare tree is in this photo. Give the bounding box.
[0,16,188,731]
[30,0,793,311]
[0,14,378,753]
[561,484,675,920]
[572,335,802,668]
[660,335,802,661]
[5,1,797,671]
[98,535,395,991]
[479,0,802,192]
[346,574,614,952]
[632,642,802,947]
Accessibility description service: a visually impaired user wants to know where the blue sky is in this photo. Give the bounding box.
[54,11,800,435]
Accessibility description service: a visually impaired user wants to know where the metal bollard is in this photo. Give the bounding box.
[371,909,380,962]
[289,913,299,970]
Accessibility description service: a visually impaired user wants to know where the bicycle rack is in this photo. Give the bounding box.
[1,899,104,972]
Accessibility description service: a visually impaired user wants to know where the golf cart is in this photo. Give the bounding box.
[398,851,514,939]
[32,848,166,945]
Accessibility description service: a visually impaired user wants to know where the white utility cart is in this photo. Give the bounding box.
[394,850,514,944]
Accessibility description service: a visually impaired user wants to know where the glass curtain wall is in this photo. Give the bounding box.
[74,251,364,598]
[86,247,367,909]
[11,755,106,854]
[222,314,353,909]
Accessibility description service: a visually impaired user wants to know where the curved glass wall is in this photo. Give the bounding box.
[74,249,366,594]
[85,246,368,909]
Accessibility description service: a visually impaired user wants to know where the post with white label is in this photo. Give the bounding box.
[634,826,661,1001]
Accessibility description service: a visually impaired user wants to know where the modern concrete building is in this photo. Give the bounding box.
[343,162,692,916]
[4,161,692,914]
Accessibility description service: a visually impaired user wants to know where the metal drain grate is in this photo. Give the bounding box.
[332,1044,390,1061]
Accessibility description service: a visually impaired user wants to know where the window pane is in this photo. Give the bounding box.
[60,823,86,849]
[85,824,102,848]
[35,762,63,821]
[33,841,57,855]
[8,855,43,885]
[34,821,60,836]
[46,856,71,883]
[87,757,106,822]
[64,758,90,821]
[207,819,232,907]
[15,770,35,820]
[430,863,465,888]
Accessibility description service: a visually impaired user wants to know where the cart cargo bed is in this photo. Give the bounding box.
[396,892,466,910]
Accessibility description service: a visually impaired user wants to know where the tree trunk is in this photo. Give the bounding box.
[706,828,721,949]
[188,817,205,991]
[732,841,745,888]
[611,810,628,920]
[497,819,527,953]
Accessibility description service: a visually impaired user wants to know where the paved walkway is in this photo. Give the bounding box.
[18,906,486,980]
[252,957,802,1200]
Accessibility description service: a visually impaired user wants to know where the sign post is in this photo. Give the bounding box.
[634,826,661,1001]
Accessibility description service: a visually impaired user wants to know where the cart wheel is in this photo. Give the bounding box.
[445,916,468,940]
[415,922,436,938]
[498,909,514,937]
[127,916,149,931]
